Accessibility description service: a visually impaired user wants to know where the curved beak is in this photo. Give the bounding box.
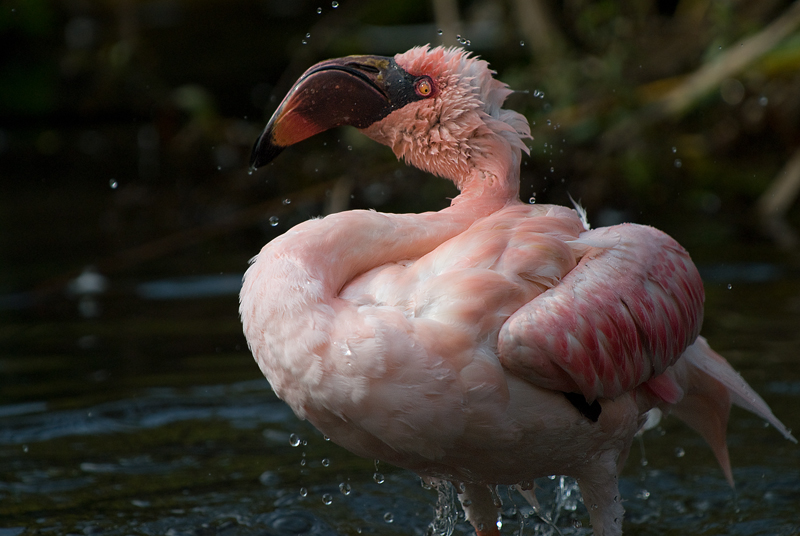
[250,55,420,170]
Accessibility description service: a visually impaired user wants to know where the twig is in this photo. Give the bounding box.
[511,0,567,58]
[602,1,800,151]
[432,0,462,48]
[757,146,800,249]
[655,0,800,118]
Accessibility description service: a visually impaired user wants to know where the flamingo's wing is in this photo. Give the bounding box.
[497,223,705,402]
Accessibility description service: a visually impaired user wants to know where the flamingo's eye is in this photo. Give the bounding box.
[415,76,433,97]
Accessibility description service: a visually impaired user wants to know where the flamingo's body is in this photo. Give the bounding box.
[240,46,794,535]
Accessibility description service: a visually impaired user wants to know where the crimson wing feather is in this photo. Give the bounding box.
[497,224,705,402]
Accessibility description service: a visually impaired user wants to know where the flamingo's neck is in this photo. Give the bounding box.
[360,116,524,206]
[451,141,522,206]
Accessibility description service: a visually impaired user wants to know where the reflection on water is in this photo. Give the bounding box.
[137,274,244,300]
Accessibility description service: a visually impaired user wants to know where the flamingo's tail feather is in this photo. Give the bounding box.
[683,337,796,443]
[671,349,734,486]
[671,337,796,487]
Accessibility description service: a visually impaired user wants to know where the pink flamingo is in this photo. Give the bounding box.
[240,46,795,535]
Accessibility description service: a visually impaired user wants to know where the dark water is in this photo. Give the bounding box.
[2,209,800,535]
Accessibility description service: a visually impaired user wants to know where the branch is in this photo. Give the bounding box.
[655,0,800,118]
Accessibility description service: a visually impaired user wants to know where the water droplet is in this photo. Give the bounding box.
[22,445,29,453]
[299,487,308,497]
[383,512,394,523]
[636,489,650,500]
[247,169,253,176]
[528,195,536,204]
[675,447,685,458]
[546,119,551,126]
[331,1,338,7]
[373,472,385,484]
[306,33,311,38]
[217,165,222,171]
[321,458,331,467]
[300,458,306,466]
[674,158,682,168]
[347,145,353,151]
[727,283,733,290]
[301,39,307,45]
[759,96,768,106]
[322,493,333,505]
[317,7,322,13]
[520,40,525,46]
[339,482,351,495]
[550,167,555,172]
[323,435,330,441]
[573,520,583,529]
[437,29,443,36]
[283,198,291,205]
[109,179,118,189]
[269,215,279,227]
[672,146,677,153]
[289,433,301,447]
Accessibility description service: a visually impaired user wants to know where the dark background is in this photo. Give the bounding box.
[1,2,800,535]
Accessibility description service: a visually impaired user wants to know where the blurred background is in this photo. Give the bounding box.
[2,1,800,535]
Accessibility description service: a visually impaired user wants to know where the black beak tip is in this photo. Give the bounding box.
[249,130,285,171]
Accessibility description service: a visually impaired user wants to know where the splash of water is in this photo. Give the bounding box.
[427,479,459,536]
[424,477,587,536]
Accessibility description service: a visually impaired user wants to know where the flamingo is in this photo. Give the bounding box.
[240,46,795,536]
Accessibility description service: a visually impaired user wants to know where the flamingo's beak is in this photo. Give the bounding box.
[250,55,422,170]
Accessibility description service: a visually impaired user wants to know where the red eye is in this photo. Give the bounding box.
[415,76,433,97]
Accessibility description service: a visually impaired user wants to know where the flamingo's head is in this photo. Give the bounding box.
[251,46,530,193]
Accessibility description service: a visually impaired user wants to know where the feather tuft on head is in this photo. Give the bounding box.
[361,46,530,194]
